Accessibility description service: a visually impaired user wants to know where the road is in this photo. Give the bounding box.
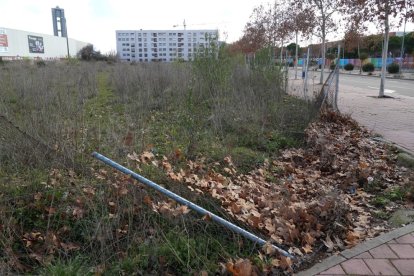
[289,69,414,98]
[339,74,414,98]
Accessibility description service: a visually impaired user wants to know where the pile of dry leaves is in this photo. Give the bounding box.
[127,111,412,272]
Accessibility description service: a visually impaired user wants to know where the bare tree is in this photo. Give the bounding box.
[303,0,341,84]
[341,0,414,97]
[343,14,367,73]
[284,1,315,79]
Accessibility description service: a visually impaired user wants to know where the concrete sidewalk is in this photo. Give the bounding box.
[287,74,414,154]
[337,80,414,154]
[296,224,414,275]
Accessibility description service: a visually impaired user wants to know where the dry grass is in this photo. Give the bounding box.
[0,52,318,274]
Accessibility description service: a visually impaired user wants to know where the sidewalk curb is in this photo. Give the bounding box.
[295,223,414,276]
[372,137,414,157]
[338,71,414,81]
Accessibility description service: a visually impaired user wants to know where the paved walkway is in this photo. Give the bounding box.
[287,73,414,154]
[337,81,414,154]
[297,224,414,275]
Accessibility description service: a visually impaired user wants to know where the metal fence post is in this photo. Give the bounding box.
[334,44,340,111]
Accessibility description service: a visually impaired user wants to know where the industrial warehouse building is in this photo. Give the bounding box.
[0,27,88,60]
[116,29,219,62]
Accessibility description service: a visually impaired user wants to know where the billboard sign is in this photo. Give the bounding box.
[0,28,8,52]
[28,35,44,53]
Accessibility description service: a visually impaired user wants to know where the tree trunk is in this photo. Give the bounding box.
[280,42,284,65]
[295,31,299,79]
[320,34,326,84]
[358,41,361,74]
[379,11,390,98]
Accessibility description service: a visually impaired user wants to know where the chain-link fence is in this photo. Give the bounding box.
[317,63,339,111]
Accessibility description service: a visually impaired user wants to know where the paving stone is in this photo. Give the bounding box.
[395,233,414,244]
[319,265,346,275]
[391,260,414,275]
[364,259,401,275]
[389,244,414,258]
[369,244,399,258]
[388,240,397,244]
[295,255,347,276]
[340,259,373,275]
[354,251,373,259]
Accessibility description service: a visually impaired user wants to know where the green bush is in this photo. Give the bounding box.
[330,63,336,70]
[387,63,400,74]
[362,62,375,73]
[344,63,354,71]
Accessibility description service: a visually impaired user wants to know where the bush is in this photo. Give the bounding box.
[387,63,400,74]
[362,62,375,73]
[330,63,336,70]
[344,63,354,71]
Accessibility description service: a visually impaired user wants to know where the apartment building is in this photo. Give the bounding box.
[116,29,218,62]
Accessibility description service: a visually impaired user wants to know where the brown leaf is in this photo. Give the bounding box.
[280,256,293,270]
[143,195,152,206]
[72,207,84,219]
[323,235,335,252]
[302,244,313,254]
[202,213,212,221]
[60,242,80,251]
[229,259,253,276]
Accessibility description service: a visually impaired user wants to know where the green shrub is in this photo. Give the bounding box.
[344,63,354,71]
[330,63,336,70]
[387,63,400,74]
[362,62,375,73]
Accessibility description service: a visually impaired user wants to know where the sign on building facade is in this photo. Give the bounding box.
[0,28,8,53]
[28,35,44,53]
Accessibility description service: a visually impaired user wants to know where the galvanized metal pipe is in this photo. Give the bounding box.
[92,152,294,259]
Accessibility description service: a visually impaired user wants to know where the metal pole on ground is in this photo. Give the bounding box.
[92,152,295,259]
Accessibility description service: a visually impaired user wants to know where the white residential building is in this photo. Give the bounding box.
[116,29,218,62]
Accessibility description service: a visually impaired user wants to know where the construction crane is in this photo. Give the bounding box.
[173,19,187,30]
[172,20,229,31]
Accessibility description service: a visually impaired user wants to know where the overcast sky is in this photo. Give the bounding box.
[0,0,412,54]
[0,0,268,53]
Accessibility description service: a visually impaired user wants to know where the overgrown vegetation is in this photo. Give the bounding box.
[0,46,318,274]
